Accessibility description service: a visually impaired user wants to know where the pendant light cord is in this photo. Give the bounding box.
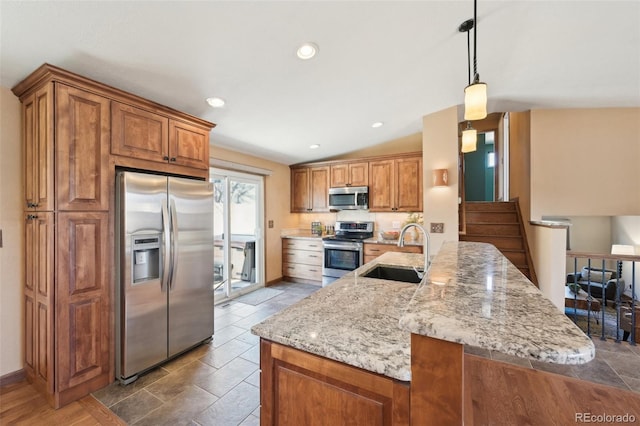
[473,0,479,83]
[467,28,471,85]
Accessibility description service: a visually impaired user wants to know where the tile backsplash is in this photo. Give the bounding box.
[294,211,420,234]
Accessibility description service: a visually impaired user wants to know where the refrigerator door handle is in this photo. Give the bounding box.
[169,199,179,289]
[161,199,171,292]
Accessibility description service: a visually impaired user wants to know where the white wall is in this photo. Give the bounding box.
[0,86,23,377]
[530,226,568,311]
[422,106,459,254]
[530,108,640,220]
[565,216,613,272]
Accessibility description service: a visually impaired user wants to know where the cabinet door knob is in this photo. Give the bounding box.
[170,157,177,162]
[27,214,38,220]
[163,156,169,161]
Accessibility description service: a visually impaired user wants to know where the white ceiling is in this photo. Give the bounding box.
[2,1,639,165]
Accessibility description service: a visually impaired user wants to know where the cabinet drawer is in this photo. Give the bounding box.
[283,262,322,281]
[283,249,323,266]
[282,239,322,251]
[364,243,422,257]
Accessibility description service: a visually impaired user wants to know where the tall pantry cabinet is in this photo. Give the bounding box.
[13,64,215,408]
[17,78,111,407]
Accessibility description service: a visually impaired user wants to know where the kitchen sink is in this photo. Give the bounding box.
[362,265,423,284]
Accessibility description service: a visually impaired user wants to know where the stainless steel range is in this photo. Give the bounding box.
[322,221,374,286]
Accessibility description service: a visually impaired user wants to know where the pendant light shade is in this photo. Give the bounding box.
[460,0,488,122]
[464,82,487,120]
[461,122,477,153]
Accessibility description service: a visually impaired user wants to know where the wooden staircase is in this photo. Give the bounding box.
[460,201,538,286]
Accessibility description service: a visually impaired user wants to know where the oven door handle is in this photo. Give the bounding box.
[323,242,363,250]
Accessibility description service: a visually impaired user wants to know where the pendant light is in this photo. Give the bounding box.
[459,18,478,153]
[460,0,488,121]
[461,121,477,153]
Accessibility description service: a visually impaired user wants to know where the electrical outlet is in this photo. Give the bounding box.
[392,221,401,229]
[268,220,274,228]
[430,222,444,233]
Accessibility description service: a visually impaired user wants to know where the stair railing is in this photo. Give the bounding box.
[566,251,638,345]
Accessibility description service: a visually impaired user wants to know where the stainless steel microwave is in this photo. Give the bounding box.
[328,186,368,210]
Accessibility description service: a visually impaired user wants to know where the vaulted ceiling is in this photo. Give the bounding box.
[2,1,638,164]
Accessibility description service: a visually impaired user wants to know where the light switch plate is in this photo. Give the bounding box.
[268,220,274,228]
[430,223,444,233]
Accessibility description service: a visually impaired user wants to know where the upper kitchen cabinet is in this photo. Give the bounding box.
[291,166,330,213]
[112,102,211,170]
[56,84,111,211]
[330,161,368,187]
[369,154,423,212]
[22,81,110,212]
[23,84,54,211]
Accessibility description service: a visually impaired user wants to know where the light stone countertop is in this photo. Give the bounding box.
[251,241,595,382]
[281,232,322,240]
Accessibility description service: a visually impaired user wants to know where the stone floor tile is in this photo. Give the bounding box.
[236,330,260,345]
[195,357,258,397]
[573,358,630,391]
[490,351,533,369]
[215,313,244,332]
[530,360,579,379]
[213,325,247,347]
[599,350,640,379]
[200,338,253,369]
[133,385,217,426]
[92,366,169,407]
[239,344,260,365]
[239,414,260,426]
[464,345,491,359]
[109,389,163,424]
[194,382,260,426]
[162,342,213,372]
[244,370,260,388]
[620,375,640,393]
[145,361,216,402]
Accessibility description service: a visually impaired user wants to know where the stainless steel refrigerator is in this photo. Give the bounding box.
[116,171,214,384]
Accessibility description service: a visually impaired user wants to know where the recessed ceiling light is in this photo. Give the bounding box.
[371,122,384,128]
[309,144,320,149]
[297,42,319,60]
[206,97,225,108]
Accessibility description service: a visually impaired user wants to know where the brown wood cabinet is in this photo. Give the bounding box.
[290,166,330,213]
[23,84,54,212]
[369,155,423,212]
[363,243,422,264]
[112,101,210,170]
[282,238,323,284]
[24,212,54,397]
[330,161,368,187]
[260,339,410,425]
[56,84,111,211]
[17,80,112,408]
[13,63,215,408]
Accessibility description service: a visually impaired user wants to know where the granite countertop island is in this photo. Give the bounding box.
[252,241,594,382]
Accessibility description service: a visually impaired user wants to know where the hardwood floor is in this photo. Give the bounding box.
[0,380,125,425]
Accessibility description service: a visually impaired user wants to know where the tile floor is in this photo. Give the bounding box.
[93,281,640,425]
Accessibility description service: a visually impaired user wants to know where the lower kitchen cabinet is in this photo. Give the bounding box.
[282,238,323,284]
[364,243,422,264]
[260,339,410,425]
[24,211,111,407]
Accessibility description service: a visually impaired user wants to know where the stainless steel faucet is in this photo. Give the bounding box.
[398,223,431,279]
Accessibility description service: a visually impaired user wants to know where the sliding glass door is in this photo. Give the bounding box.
[211,168,264,302]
